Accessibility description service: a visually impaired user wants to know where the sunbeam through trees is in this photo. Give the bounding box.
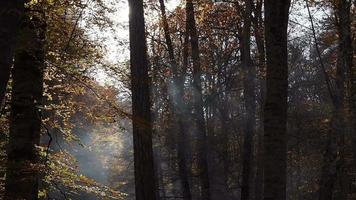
[0,0,355,199]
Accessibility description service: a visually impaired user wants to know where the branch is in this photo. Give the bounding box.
[305,0,336,105]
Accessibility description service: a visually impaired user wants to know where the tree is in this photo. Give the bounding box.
[0,0,25,111]
[241,0,255,199]
[128,0,157,199]
[186,0,211,199]
[263,0,291,200]
[251,1,265,199]
[4,14,46,200]
[313,0,353,198]
[158,0,192,199]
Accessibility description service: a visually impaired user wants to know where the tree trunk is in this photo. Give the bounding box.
[335,0,354,169]
[318,1,351,199]
[128,0,157,199]
[158,1,192,199]
[0,0,24,111]
[241,0,255,199]
[335,0,352,198]
[220,105,232,200]
[185,0,211,199]
[4,15,46,200]
[318,129,338,200]
[348,0,356,178]
[252,2,265,199]
[263,0,290,200]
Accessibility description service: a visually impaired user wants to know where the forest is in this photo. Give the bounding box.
[0,0,355,199]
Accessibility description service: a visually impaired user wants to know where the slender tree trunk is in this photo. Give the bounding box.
[158,1,192,199]
[185,1,211,199]
[220,105,231,199]
[335,0,352,199]
[255,121,264,200]
[334,0,354,168]
[4,15,46,200]
[263,0,290,200]
[177,40,193,200]
[241,0,255,199]
[158,0,176,68]
[252,0,265,73]
[0,0,24,111]
[349,1,356,174]
[318,130,338,200]
[303,1,339,199]
[252,2,265,199]
[318,1,351,199]
[128,0,157,199]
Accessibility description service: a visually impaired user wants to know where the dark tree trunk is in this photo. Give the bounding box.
[252,0,265,73]
[252,2,265,199]
[176,39,193,200]
[241,0,255,199]
[318,1,352,199]
[128,0,157,199]
[4,15,46,200]
[263,0,290,200]
[0,0,24,111]
[185,1,211,199]
[158,1,192,198]
[333,1,349,197]
[318,130,338,200]
[254,122,264,200]
[334,0,354,175]
[220,105,231,199]
[347,0,356,174]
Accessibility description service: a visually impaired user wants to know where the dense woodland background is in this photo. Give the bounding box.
[0,0,355,199]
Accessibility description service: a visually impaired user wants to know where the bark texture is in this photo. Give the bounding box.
[241,0,255,199]
[263,0,290,200]
[252,1,265,199]
[0,0,24,110]
[128,0,157,199]
[4,15,46,200]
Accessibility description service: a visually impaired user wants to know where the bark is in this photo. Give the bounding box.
[252,0,265,73]
[0,0,25,111]
[254,122,264,200]
[158,1,192,199]
[185,0,211,199]
[252,1,265,199]
[335,0,352,198]
[4,15,46,200]
[177,38,193,200]
[335,0,354,167]
[318,130,338,200]
[128,0,157,199]
[241,1,255,200]
[220,104,231,199]
[349,1,356,175]
[176,115,192,200]
[263,0,290,200]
